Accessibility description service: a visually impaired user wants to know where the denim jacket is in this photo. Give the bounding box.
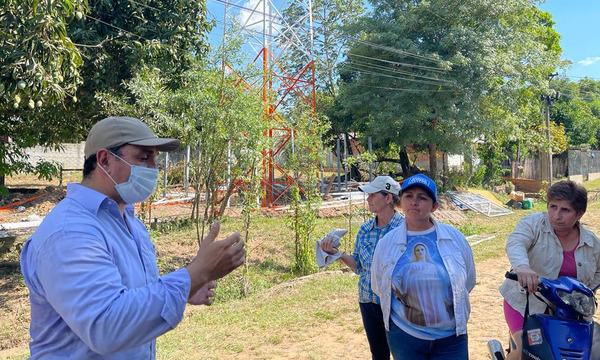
[371,219,476,336]
[499,212,600,316]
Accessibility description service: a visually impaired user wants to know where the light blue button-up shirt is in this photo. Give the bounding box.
[20,183,191,359]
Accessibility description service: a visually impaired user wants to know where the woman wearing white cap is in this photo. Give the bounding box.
[321,175,404,360]
[371,174,475,360]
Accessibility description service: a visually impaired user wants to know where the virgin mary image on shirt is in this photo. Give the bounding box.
[392,242,453,327]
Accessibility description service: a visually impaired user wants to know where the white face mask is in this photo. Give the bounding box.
[99,152,159,204]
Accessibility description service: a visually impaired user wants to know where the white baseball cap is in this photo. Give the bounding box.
[358,176,400,196]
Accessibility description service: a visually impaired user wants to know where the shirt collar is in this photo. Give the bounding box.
[66,183,134,215]
[542,212,594,247]
[392,216,451,244]
[368,211,404,231]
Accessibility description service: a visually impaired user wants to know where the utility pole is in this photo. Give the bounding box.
[541,73,559,186]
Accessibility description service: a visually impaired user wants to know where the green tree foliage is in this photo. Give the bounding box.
[0,0,212,187]
[70,0,213,120]
[281,0,366,98]
[1,0,86,110]
[334,0,563,179]
[102,59,266,243]
[0,0,88,187]
[552,77,600,149]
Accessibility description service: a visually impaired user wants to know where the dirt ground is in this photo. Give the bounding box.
[0,242,513,360]
[0,190,504,360]
[1,188,599,360]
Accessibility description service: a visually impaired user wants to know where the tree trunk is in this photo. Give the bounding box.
[399,148,411,177]
[344,133,361,181]
[442,151,448,188]
[429,143,437,179]
[428,116,439,179]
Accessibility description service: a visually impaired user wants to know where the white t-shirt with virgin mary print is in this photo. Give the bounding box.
[390,227,456,340]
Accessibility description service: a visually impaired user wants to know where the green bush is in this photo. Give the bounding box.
[165,162,185,185]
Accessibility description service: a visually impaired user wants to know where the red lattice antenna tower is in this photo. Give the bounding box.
[216,0,317,207]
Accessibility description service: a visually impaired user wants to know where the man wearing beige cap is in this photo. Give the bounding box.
[20,116,245,359]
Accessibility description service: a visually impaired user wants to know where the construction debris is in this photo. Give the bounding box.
[466,234,497,246]
[447,191,513,217]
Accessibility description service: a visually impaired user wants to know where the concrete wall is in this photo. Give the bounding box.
[588,172,600,181]
[568,174,584,184]
[24,142,86,170]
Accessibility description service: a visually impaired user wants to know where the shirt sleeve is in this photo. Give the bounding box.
[590,234,600,291]
[463,236,476,293]
[506,215,538,269]
[352,229,365,274]
[33,230,191,355]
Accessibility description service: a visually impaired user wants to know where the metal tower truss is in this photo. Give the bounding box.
[217,0,317,207]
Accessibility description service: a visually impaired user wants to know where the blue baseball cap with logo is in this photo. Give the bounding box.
[401,174,437,202]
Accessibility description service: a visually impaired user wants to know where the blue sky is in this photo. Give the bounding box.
[539,0,600,81]
[206,0,600,82]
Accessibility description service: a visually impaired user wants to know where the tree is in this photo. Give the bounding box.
[0,0,88,189]
[0,0,213,190]
[335,0,563,179]
[104,51,267,296]
[281,99,330,275]
[280,0,366,98]
[103,57,266,241]
[1,0,86,111]
[70,0,213,118]
[552,77,600,149]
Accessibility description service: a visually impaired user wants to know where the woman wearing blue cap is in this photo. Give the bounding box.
[371,174,476,360]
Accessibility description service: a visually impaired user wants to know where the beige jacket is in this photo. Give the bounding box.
[499,212,600,316]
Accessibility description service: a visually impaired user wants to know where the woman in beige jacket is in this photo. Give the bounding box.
[499,180,600,360]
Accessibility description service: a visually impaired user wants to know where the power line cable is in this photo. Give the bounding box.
[210,2,454,72]
[551,89,599,103]
[345,64,454,87]
[210,0,452,72]
[211,0,282,21]
[560,74,600,81]
[356,84,459,93]
[347,58,454,84]
[356,40,445,64]
[347,53,449,73]
[127,0,161,12]
[209,0,326,28]
[85,14,151,41]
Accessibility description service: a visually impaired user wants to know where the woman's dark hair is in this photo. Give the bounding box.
[547,180,587,214]
[82,145,125,177]
[380,191,400,207]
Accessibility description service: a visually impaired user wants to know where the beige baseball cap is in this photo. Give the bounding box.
[84,116,180,159]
